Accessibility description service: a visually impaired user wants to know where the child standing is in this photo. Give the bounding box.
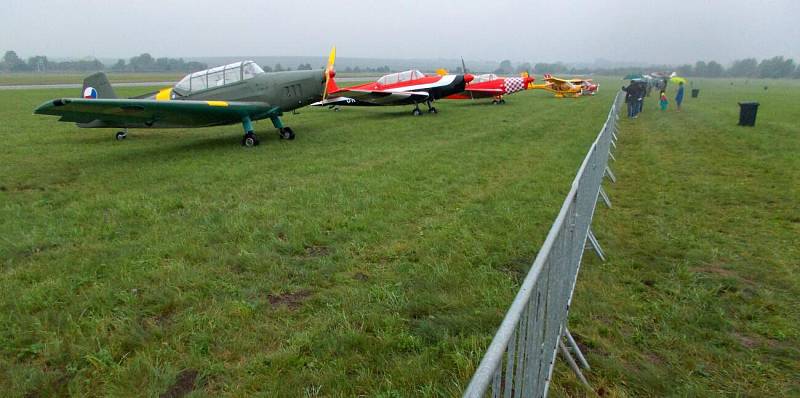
[659,91,668,111]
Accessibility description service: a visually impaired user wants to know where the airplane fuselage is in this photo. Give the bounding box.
[170,70,326,121]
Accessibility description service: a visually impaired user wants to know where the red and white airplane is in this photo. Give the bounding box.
[445,73,535,104]
[313,70,474,115]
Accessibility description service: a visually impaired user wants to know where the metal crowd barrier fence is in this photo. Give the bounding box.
[463,91,624,397]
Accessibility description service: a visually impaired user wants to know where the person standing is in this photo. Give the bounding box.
[637,81,646,115]
[675,81,685,111]
[622,84,635,118]
[659,91,668,111]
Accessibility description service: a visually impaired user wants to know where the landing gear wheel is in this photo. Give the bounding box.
[428,107,438,114]
[242,132,260,147]
[499,99,506,104]
[279,127,295,140]
[115,131,127,140]
[412,108,422,116]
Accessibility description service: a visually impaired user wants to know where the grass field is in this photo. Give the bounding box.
[550,78,800,397]
[0,80,615,396]
[1,77,797,397]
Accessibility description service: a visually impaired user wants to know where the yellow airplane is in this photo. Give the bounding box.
[525,73,598,98]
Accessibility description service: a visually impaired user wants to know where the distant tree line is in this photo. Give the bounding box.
[1,50,104,72]
[0,50,207,73]
[519,56,798,79]
[110,53,206,73]
[4,49,798,79]
[673,56,798,79]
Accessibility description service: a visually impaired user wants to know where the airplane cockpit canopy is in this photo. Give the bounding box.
[377,70,425,85]
[472,74,499,83]
[174,61,264,94]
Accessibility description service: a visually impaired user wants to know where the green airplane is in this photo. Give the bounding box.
[34,48,338,147]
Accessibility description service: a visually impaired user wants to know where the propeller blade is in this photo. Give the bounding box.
[322,46,336,101]
[461,57,473,99]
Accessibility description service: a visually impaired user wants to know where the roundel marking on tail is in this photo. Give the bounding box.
[83,87,98,99]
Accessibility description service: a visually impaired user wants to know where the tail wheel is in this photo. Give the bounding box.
[115,131,127,140]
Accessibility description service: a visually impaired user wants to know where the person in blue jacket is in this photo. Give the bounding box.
[675,81,685,111]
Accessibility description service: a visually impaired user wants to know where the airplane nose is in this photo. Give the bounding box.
[464,73,474,83]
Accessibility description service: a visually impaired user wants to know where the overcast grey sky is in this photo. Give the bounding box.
[3,0,799,65]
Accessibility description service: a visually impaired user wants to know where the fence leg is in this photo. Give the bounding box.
[612,132,619,142]
[598,186,612,209]
[608,151,616,162]
[604,166,617,183]
[564,328,590,370]
[585,228,606,262]
[558,339,591,388]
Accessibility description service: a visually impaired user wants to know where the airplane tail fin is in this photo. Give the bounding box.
[81,72,117,99]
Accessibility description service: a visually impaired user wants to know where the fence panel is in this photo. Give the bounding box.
[463,91,624,398]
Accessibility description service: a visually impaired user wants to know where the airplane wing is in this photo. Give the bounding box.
[545,76,570,84]
[34,98,279,129]
[314,89,429,106]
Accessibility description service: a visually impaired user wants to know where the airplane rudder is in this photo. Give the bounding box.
[82,72,117,99]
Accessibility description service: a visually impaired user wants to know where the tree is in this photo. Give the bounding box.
[3,50,22,65]
[693,61,707,77]
[274,63,284,72]
[27,56,49,72]
[2,50,26,71]
[675,64,693,77]
[494,59,513,74]
[728,58,758,77]
[706,61,724,77]
[129,53,155,72]
[533,62,567,74]
[261,65,273,72]
[515,62,532,74]
[757,56,796,78]
[111,59,126,72]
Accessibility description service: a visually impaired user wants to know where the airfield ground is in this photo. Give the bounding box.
[0,78,798,396]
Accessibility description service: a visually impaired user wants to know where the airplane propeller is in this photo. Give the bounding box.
[322,46,336,101]
[461,57,473,99]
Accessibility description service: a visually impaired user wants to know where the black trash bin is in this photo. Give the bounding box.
[691,89,700,98]
[738,102,759,126]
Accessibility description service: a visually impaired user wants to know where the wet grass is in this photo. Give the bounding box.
[2,77,797,397]
[0,80,614,396]
[550,78,800,397]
